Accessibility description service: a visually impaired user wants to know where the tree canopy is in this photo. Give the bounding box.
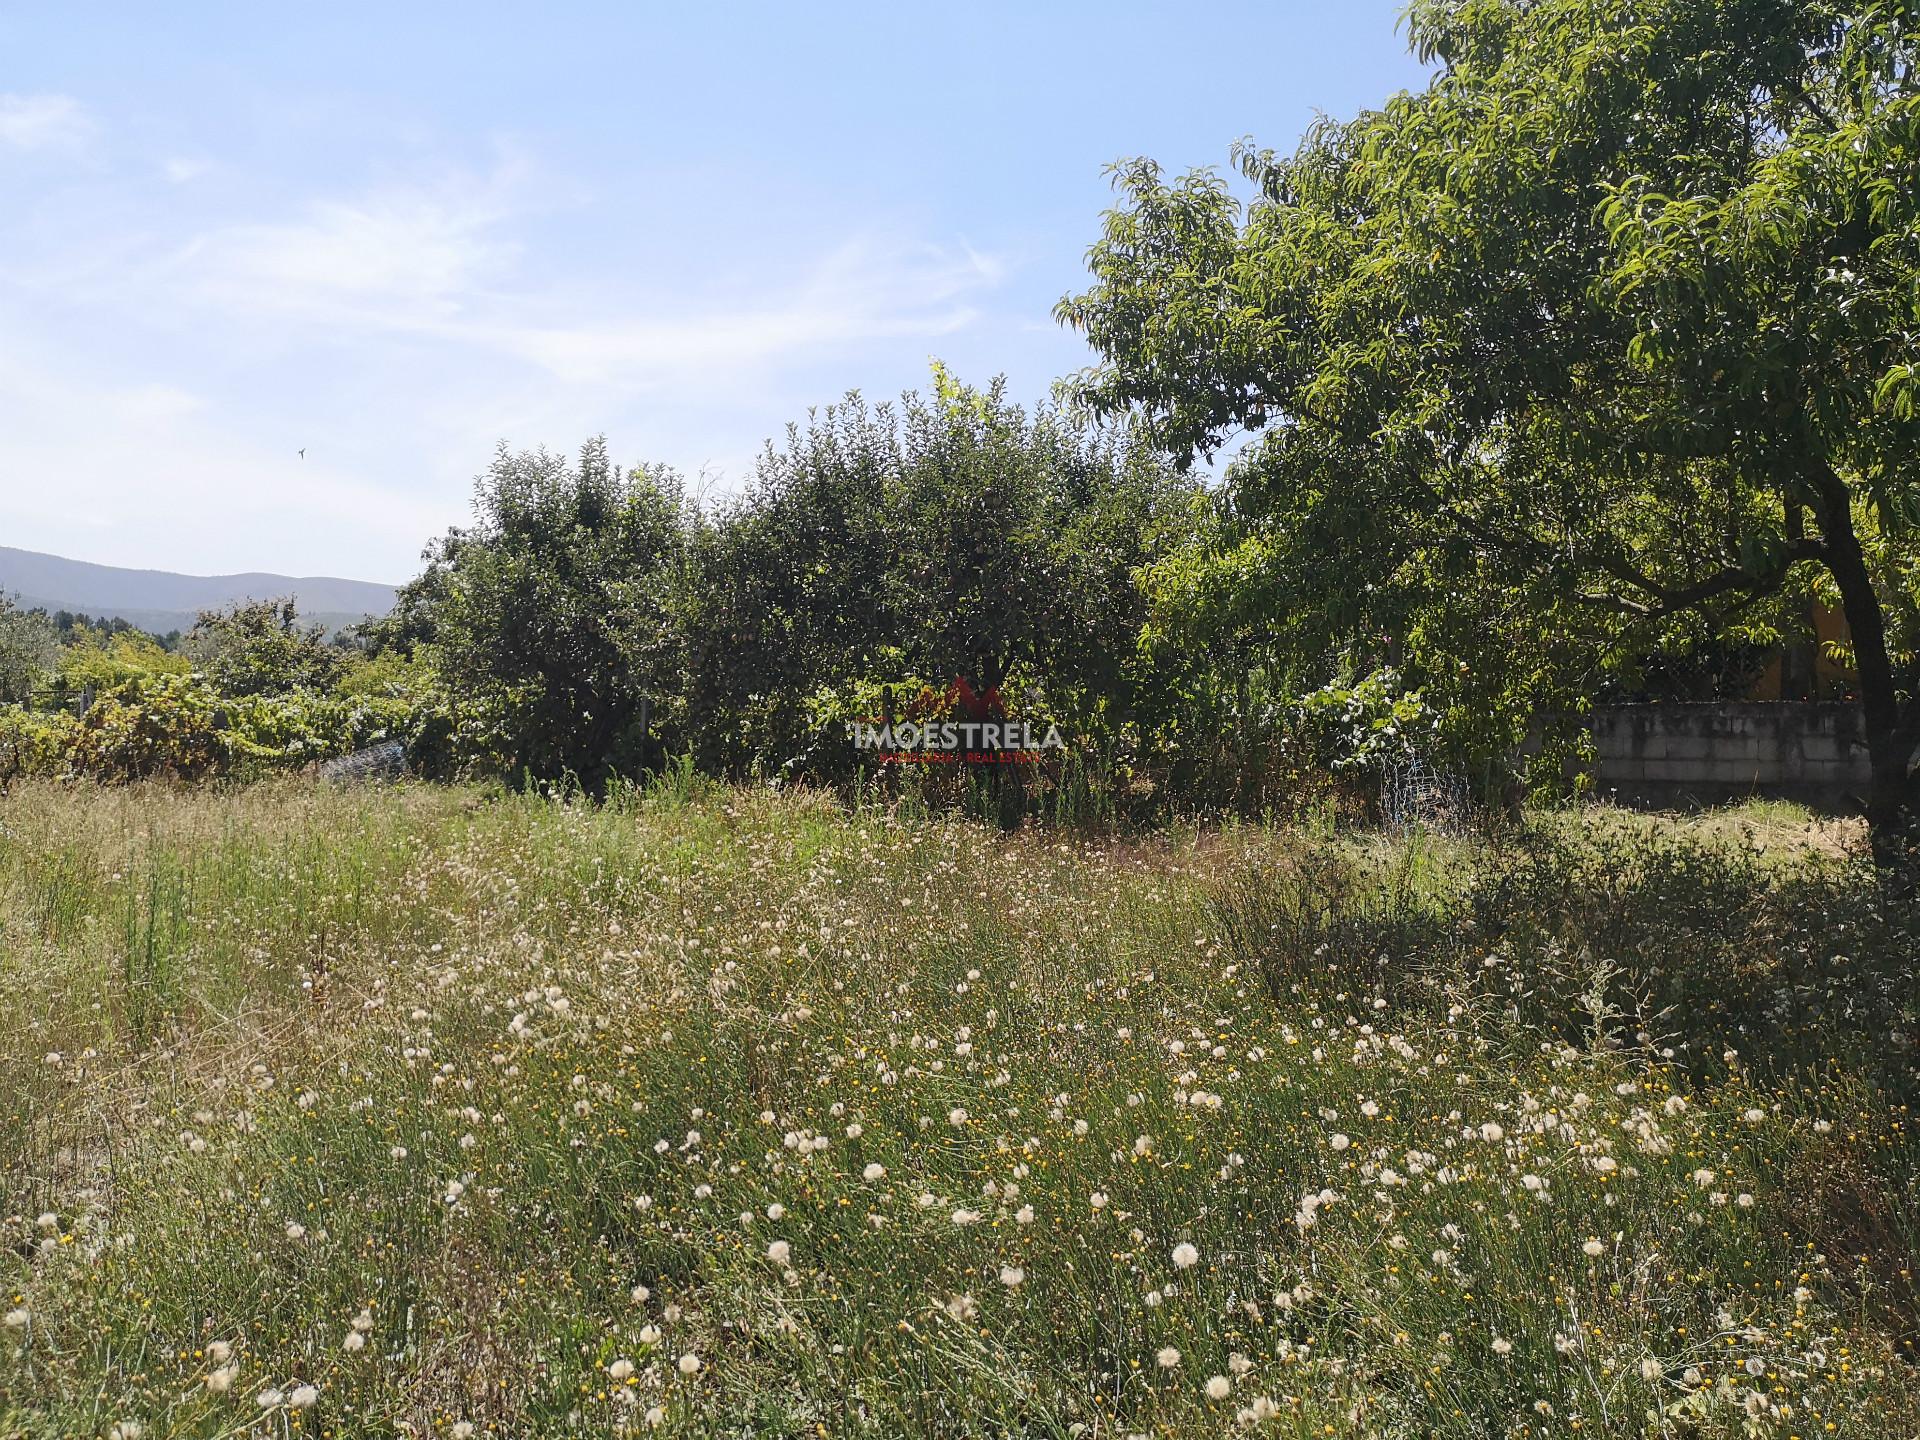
[1059,0,1920,846]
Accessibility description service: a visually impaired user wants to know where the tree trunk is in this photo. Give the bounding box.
[1810,465,1915,863]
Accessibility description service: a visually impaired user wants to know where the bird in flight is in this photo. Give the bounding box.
[298,448,306,459]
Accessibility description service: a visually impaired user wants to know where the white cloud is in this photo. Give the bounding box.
[0,151,1022,576]
[0,93,93,152]
[183,185,516,325]
[494,236,1002,386]
[169,173,1009,388]
[162,156,211,184]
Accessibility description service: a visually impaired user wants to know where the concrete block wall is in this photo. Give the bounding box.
[1585,703,1871,809]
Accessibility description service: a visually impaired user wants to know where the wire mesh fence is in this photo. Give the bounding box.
[316,739,409,784]
[1380,754,1473,833]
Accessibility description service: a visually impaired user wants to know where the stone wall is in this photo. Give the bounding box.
[1585,703,1870,809]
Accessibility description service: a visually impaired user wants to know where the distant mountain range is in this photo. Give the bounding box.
[0,546,398,636]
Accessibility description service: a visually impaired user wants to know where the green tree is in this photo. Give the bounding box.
[186,597,347,698]
[385,438,692,788]
[678,374,1198,792]
[1059,0,1920,852]
[0,596,59,705]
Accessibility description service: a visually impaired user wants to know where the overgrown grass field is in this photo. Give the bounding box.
[1,780,1915,1437]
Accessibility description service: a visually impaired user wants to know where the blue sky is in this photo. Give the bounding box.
[0,2,1431,582]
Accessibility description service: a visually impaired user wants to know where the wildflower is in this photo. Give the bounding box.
[1205,1375,1231,1400]
[343,1331,366,1352]
[1015,1204,1035,1225]
[949,1107,968,1127]
[289,1384,318,1409]
[1172,1242,1199,1269]
[1330,1133,1350,1151]
[1156,1346,1180,1369]
[208,1341,232,1363]
[767,1240,791,1265]
[207,1365,238,1393]
[863,1163,886,1182]
[765,1202,786,1221]
[256,1388,284,1409]
[1492,1338,1513,1356]
[630,1284,651,1304]
[950,1208,981,1225]
[1479,1122,1505,1142]
[2,1308,27,1329]
[1582,1238,1605,1257]
[677,1352,701,1375]
[1744,1356,1767,1377]
[453,1426,476,1440]
[1640,1357,1662,1381]
[1090,1191,1109,1209]
[999,1265,1024,1287]
[609,1358,635,1381]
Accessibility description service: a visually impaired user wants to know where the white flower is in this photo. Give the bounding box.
[677,1352,701,1375]
[1639,1357,1662,1381]
[288,1384,318,1409]
[765,1203,786,1221]
[948,1107,968,1127]
[1479,1122,1505,1143]
[1744,1356,1767,1377]
[452,1426,475,1440]
[950,1208,981,1225]
[2,1308,27,1329]
[1156,1346,1181,1369]
[630,1284,651,1304]
[1491,1338,1513,1356]
[863,1163,886,1182]
[1330,1133,1350,1151]
[342,1331,366,1352]
[256,1388,284,1409]
[767,1240,791,1265]
[1205,1375,1231,1400]
[1015,1204,1035,1225]
[999,1265,1025,1288]
[206,1365,238,1393]
[1090,1191,1108,1209]
[1172,1242,1199,1270]
[609,1358,635,1381]
[1582,1238,1605,1257]
[208,1341,232,1363]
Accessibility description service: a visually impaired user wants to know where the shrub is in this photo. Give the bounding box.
[0,705,81,784]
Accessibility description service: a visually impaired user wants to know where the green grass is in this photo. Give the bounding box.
[0,779,1914,1438]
